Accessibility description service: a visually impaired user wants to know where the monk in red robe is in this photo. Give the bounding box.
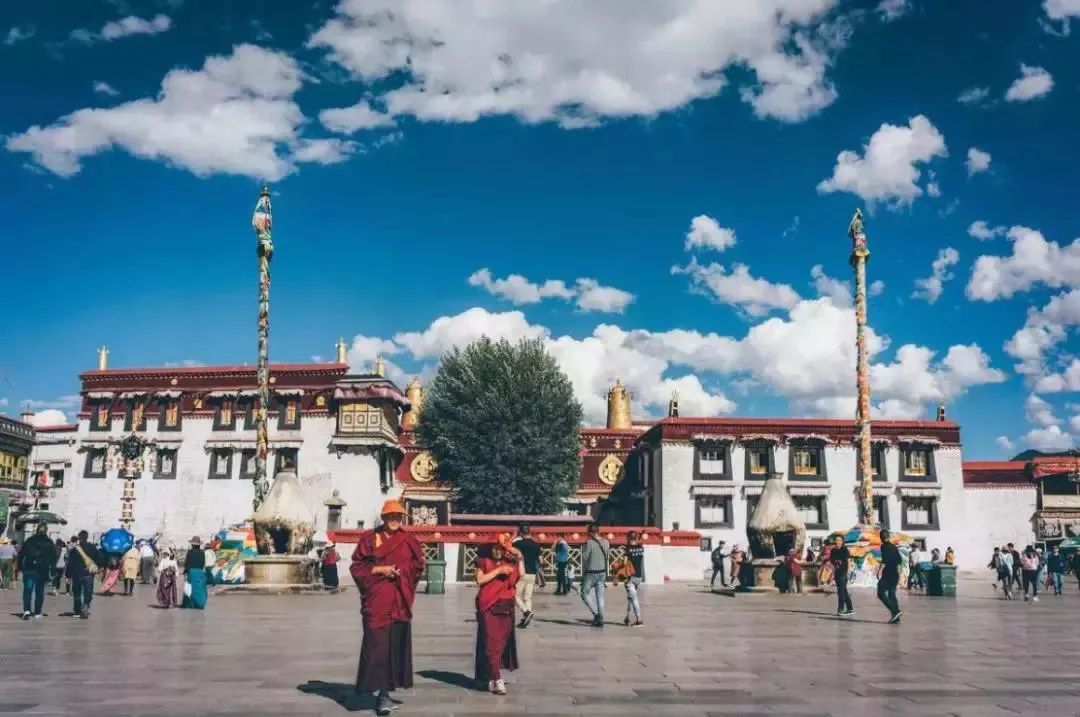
[351,500,426,716]
[474,534,521,695]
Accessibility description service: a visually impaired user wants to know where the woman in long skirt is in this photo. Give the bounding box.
[156,551,179,607]
[322,543,340,589]
[181,537,208,609]
[474,536,521,696]
[100,556,122,595]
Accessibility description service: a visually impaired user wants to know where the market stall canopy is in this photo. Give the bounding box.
[14,510,68,526]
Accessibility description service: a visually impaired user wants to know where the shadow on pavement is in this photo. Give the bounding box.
[417,669,482,691]
[296,680,372,712]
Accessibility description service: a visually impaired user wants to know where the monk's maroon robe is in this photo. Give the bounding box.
[473,555,520,683]
[351,527,425,693]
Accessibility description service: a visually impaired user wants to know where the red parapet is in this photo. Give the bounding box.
[328,525,701,548]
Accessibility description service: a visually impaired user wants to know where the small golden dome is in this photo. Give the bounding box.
[607,378,632,429]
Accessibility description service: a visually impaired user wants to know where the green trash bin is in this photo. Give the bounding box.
[926,564,957,597]
[425,559,446,595]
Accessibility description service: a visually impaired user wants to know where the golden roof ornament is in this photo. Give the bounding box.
[402,377,424,430]
[607,378,632,429]
[336,337,347,364]
[97,345,109,371]
[374,355,386,377]
[936,400,946,422]
[668,390,679,418]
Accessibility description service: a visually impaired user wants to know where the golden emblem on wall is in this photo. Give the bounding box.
[410,451,438,483]
[589,436,598,448]
[315,394,326,407]
[597,454,623,486]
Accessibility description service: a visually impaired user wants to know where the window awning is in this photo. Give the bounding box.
[86,391,114,399]
[871,485,895,496]
[742,485,764,497]
[206,390,239,398]
[118,391,149,399]
[788,485,830,496]
[896,435,942,446]
[898,485,941,497]
[691,484,738,496]
[738,434,781,445]
[155,390,182,398]
[690,434,736,444]
[274,388,305,397]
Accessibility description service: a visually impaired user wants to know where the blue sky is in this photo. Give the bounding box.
[1,0,1078,459]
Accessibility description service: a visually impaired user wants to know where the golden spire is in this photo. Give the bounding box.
[667,390,679,418]
[336,337,347,364]
[607,378,632,429]
[374,355,386,377]
[936,399,946,422]
[402,377,424,430]
[97,346,109,371]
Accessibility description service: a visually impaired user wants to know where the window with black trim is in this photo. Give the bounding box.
[875,496,890,528]
[155,449,177,479]
[901,447,934,481]
[745,442,773,479]
[243,401,258,430]
[160,401,182,431]
[209,449,232,479]
[124,402,147,432]
[90,403,111,432]
[49,468,65,489]
[746,495,759,523]
[902,497,939,530]
[214,399,236,431]
[794,495,828,528]
[870,444,887,481]
[275,447,298,474]
[695,495,733,528]
[278,398,301,430]
[694,443,731,480]
[789,442,826,480]
[84,448,107,478]
[239,449,256,479]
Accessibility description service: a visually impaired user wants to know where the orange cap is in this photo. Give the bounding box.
[496,533,514,551]
[380,499,406,517]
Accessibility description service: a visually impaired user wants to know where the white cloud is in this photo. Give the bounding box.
[968,220,1006,240]
[1033,359,1080,393]
[877,0,910,21]
[308,0,847,128]
[1024,424,1073,452]
[92,81,119,97]
[996,435,1015,452]
[817,115,947,209]
[1044,0,1080,32]
[26,409,69,427]
[1026,393,1060,427]
[24,395,82,412]
[673,258,801,318]
[810,264,851,308]
[290,138,358,165]
[467,269,632,313]
[319,101,396,133]
[685,215,736,252]
[912,247,959,304]
[967,226,1080,301]
[1005,64,1054,102]
[574,279,635,314]
[1004,289,1080,379]
[72,14,172,44]
[926,180,942,198]
[957,86,990,105]
[869,279,886,296]
[4,25,34,45]
[6,45,346,181]
[966,147,991,176]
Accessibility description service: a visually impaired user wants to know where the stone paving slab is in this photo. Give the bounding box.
[2,577,1080,715]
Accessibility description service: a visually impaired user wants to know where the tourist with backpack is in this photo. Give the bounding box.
[579,523,610,628]
[990,546,1013,599]
[66,530,104,619]
[17,524,58,619]
[709,541,728,588]
[618,531,644,626]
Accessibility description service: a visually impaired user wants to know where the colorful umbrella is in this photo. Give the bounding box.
[100,527,134,555]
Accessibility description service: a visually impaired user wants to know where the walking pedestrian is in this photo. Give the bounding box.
[122,544,139,596]
[17,524,58,619]
[553,536,570,595]
[710,540,728,589]
[50,538,66,595]
[1036,548,1047,591]
[829,534,853,616]
[785,549,803,594]
[990,546,1013,599]
[473,536,521,696]
[322,542,341,589]
[622,531,644,626]
[876,529,902,624]
[1008,543,1022,591]
[579,523,610,628]
[1047,545,1065,596]
[138,541,156,584]
[512,523,540,629]
[156,550,180,607]
[1020,545,1040,602]
[66,530,103,619]
[350,500,425,716]
[181,537,209,609]
[0,536,15,589]
[729,545,744,587]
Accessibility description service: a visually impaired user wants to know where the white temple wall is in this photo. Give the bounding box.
[658,443,694,531]
[953,487,1036,570]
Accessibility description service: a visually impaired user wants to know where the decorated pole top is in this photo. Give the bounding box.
[252,184,273,258]
[848,208,868,263]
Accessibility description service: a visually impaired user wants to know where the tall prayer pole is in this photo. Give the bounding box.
[849,209,876,526]
[252,186,273,513]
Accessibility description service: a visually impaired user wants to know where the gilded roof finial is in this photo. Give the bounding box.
[374,355,386,377]
[607,377,632,429]
[402,377,424,430]
[668,390,679,418]
[936,399,946,422]
[336,337,347,365]
[97,345,109,371]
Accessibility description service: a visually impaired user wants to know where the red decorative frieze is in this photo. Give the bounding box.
[328,524,700,547]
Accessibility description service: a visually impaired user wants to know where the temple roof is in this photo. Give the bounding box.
[79,362,351,394]
[962,460,1032,488]
[637,416,961,445]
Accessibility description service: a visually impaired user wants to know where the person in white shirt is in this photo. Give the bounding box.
[138,541,157,584]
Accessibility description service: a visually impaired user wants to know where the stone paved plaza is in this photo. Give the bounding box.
[1,577,1080,716]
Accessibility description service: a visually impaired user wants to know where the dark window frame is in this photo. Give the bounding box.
[901,496,940,530]
[900,445,936,482]
[793,494,829,529]
[159,401,182,432]
[694,494,734,528]
[123,401,148,432]
[49,468,65,489]
[870,443,888,482]
[275,447,299,474]
[154,448,178,480]
[213,399,237,431]
[243,400,258,431]
[693,441,732,481]
[788,440,828,481]
[875,495,890,529]
[743,441,775,480]
[239,449,257,479]
[84,448,107,478]
[277,396,302,430]
[208,449,233,480]
[90,402,111,432]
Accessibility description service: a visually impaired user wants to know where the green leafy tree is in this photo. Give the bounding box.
[416,337,583,514]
